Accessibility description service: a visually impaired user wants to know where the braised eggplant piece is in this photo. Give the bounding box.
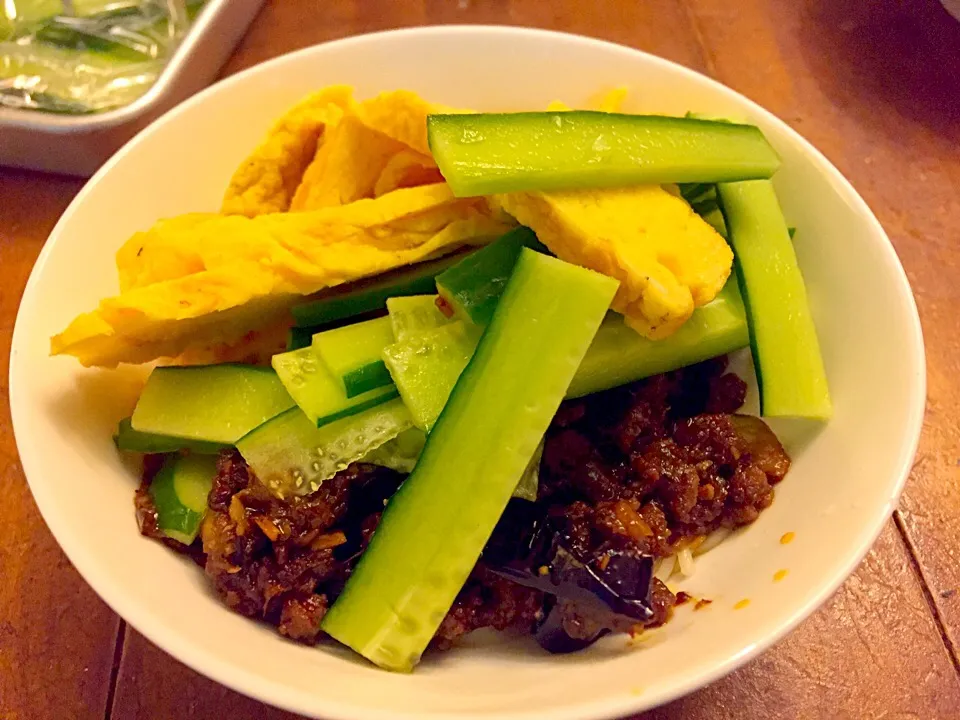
[483,501,654,653]
[535,599,610,654]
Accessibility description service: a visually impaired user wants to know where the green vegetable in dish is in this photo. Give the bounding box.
[114,417,227,454]
[313,316,395,398]
[1,0,207,113]
[717,179,831,419]
[680,182,728,238]
[360,427,427,474]
[33,17,155,61]
[435,226,545,325]
[321,249,618,672]
[567,277,748,397]
[385,295,450,342]
[382,320,482,432]
[362,427,543,502]
[71,0,142,17]
[236,398,412,497]
[0,41,159,112]
[149,453,217,545]
[513,439,544,502]
[290,254,464,329]
[287,326,317,351]
[383,277,748,430]
[0,0,62,40]
[271,347,398,427]
[131,365,294,445]
[427,112,781,197]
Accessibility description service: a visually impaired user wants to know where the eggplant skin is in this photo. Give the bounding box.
[483,503,654,653]
[535,599,610,654]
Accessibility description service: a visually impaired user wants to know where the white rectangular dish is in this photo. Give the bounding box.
[0,0,265,177]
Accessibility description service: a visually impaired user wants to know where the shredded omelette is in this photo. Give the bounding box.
[224,88,460,217]
[496,186,732,339]
[221,85,355,218]
[50,85,733,367]
[53,184,512,367]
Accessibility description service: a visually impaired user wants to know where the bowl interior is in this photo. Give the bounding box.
[10,26,924,720]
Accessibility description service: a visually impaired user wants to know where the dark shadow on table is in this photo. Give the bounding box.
[797,0,960,140]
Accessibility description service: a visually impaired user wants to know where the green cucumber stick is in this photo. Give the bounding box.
[427,111,780,196]
[717,179,831,418]
[321,250,618,671]
[435,226,544,325]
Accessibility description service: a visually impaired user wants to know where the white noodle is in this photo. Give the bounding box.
[654,528,733,584]
[654,554,676,582]
[676,547,695,577]
[694,528,732,557]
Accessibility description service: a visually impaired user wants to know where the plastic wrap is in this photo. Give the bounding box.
[0,0,206,113]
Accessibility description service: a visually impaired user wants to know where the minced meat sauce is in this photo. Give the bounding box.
[134,357,790,651]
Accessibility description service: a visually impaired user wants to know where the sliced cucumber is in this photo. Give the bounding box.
[131,365,295,445]
[567,277,748,397]
[290,254,464,328]
[287,326,316,351]
[427,112,780,196]
[681,183,728,239]
[271,347,398,427]
[321,249,618,671]
[679,182,713,204]
[700,205,729,238]
[361,427,427,473]
[386,295,451,342]
[513,439,544,502]
[149,453,218,545]
[114,417,228,455]
[382,320,482,432]
[383,277,747,429]
[361,427,540,502]
[290,311,394,351]
[313,316,395,398]
[435,226,545,325]
[236,398,412,498]
[717,179,831,418]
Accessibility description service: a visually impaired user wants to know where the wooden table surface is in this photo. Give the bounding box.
[2,0,959,718]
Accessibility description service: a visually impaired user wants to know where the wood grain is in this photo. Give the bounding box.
[109,630,297,720]
[0,171,121,719]
[647,522,960,719]
[218,0,708,78]
[2,0,959,719]
[107,521,960,720]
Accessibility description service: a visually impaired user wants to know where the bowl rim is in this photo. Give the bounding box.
[10,23,927,720]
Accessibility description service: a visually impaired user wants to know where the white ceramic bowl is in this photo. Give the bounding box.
[10,26,925,720]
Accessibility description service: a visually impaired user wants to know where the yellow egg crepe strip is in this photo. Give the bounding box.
[356,90,465,156]
[373,150,444,197]
[495,186,732,339]
[53,184,513,367]
[221,85,356,218]
[284,90,458,212]
[290,114,408,211]
[54,84,734,369]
